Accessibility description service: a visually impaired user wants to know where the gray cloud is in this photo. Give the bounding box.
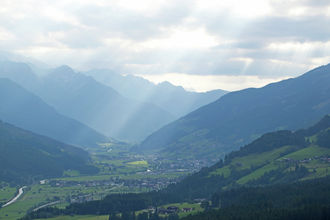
[74,1,193,41]
[0,0,329,84]
[270,0,330,10]
[241,16,330,42]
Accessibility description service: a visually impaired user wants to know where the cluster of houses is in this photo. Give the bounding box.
[48,180,116,188]
[319,156,330,162]
[47,176,177,193]
[123,178,177,191]
[69,194,94,203]
[146,206,195,215]
[281,155,330,164]
[149,156,219,173]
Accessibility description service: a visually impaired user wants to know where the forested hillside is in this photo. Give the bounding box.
[0,121,98,184]
[161,115,330,200]
[138,64,330,161]
[183,177,330,220]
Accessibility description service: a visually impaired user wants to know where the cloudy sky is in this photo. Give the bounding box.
[1,0,330,91]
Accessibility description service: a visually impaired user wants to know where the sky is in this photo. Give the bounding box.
[0,0,330,91]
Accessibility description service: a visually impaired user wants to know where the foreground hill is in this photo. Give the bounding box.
[162,114,330,200]
[0,78,107,147]
[138,64,330,161]
[0,120,97,184]
[182,177,330,220]
[86,69,227,118]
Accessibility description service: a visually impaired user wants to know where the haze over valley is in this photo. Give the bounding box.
[1,0,330,219]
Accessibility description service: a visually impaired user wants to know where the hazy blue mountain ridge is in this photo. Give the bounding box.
[0,60,227,142]
[34,66,175,142]
[138,64,330,161]
[0,78,107,148]
[85,69,227,118]
[0,61,175,142]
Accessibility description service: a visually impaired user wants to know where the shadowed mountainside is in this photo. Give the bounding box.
[0,120,98,184]
[138,64,330,161]
[0,78,107,148]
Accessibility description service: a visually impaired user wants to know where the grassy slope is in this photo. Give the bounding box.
[209,145,294,178]
[0,186,16,204]
[283,145,330,159]
[210,144,330,186]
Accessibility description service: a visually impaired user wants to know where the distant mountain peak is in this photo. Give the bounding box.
[137,63,330,162]
[0,77,107,147]
[52,65,75,74]
[0,60,33,74]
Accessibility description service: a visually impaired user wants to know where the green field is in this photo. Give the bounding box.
[281,145,330,160]
[0,143,187,219]
[210,145,294,178]
[0,184,107,219]
[231,145,294,170]
[127,160,148,166]
[209,144,330,187]
[0,177,147,219]
[208,165,231,178]
[237,162,280,184]
[0,186,17,203]
[39,215,109,220]
[237,145,330,184]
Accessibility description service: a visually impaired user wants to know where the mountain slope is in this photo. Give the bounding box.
[85,69,227,118]
[0,60,39,90]
[138,64,330,161]
[161,115,330,200]
[183,177,330,220]
[0,78,107,147]
[33,66,174,142]
[0,120,97,184]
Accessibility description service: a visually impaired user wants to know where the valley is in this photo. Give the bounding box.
[0,56,330,220]
[18,115,330,220]
[2,0,330,219]
[0,142,193,220]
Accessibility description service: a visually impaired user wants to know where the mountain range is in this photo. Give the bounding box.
[85,69,227,118]
[0,78,107,148]
[0,60,226,142]
[32,65,175,142]
[137,64,330,162]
